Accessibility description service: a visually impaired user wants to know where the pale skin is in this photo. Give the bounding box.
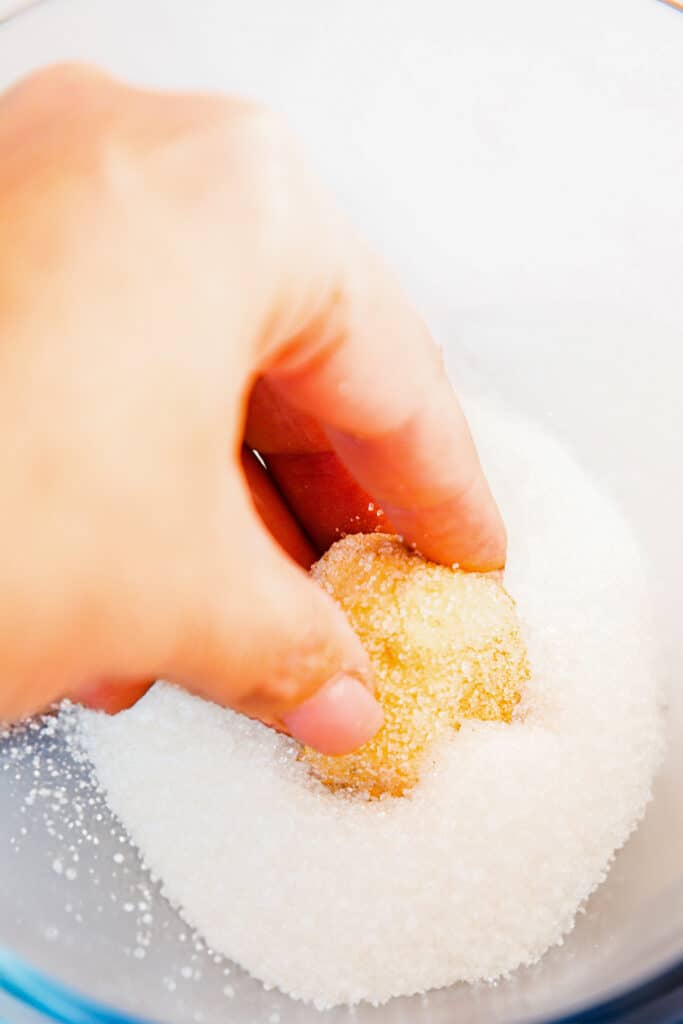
[0,64,506,754]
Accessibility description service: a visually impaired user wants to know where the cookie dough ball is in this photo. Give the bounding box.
[303,534,530,797]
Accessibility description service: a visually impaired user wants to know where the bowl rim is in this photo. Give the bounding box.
[3,946,683,1024]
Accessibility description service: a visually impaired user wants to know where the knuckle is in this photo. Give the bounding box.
[224,103,298,214]
[16,62,112,112]
[187,97,292,169]
[5,63,120,189]
[230,101,292,155]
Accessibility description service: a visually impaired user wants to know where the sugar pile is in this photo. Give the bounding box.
[77,403,664,1008]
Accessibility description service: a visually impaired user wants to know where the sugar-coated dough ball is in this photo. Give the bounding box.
[303,533,530,797]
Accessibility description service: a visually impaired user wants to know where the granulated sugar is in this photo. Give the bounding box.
[78,404,664,1008]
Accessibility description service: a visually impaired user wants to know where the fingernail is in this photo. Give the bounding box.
[282,673,384,755]
[77,678,153,715]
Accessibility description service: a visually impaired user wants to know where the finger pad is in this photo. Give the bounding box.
[266,452,393,552]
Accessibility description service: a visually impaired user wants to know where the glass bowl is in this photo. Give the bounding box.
[2,1,683,1022]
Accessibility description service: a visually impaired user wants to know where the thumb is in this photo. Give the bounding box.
[167,510,383,756]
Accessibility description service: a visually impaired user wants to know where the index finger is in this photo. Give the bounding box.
[262,246,506,572]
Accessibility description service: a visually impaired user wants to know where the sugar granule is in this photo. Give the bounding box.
[77,403,664,1008]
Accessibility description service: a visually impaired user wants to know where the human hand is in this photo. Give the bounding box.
[0,64,505,752]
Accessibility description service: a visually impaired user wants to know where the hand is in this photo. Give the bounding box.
[0,64,505,752]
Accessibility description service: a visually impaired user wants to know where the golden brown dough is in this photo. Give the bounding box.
[302,534,530,797]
